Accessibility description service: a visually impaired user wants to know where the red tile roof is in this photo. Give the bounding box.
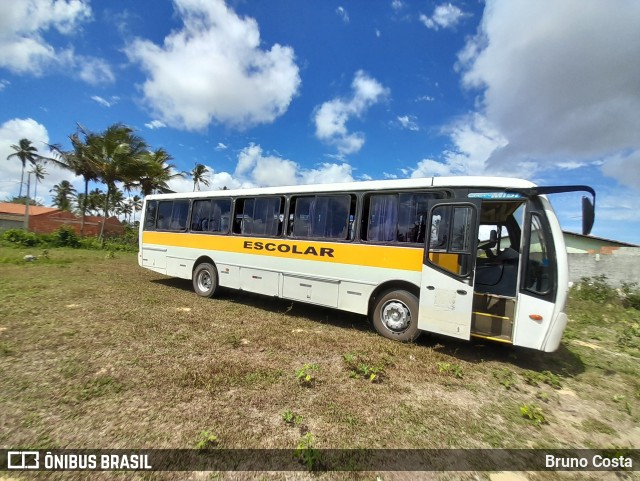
[0,202,61,216]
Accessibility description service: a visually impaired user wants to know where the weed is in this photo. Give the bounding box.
[295,432,321,471]
[343,353,386,383]
[77,376,123,401]
[621,282,640,310]
[0,341,12,356]
[196,430,219,449]
[522,370,561,389]
[436,361,463,378]
[493,368,518,390]
[519,403,547,426]
[295,363,319,387]
[224,334,242,349]
[571,275,618,304]
[536,392,550,403]
[617,322,640,350]
[282,409,303,427]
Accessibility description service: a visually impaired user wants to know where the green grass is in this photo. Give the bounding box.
[0,245,639,480]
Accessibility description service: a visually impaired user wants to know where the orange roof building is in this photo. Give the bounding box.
[0,202,124,237]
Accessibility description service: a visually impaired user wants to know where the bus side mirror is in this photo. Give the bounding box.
[582,196,595,236]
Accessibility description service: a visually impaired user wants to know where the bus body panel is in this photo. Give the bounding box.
[140,231,423,315]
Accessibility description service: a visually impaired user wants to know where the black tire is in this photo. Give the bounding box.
[192,262,218,298]
[371,289,421,342]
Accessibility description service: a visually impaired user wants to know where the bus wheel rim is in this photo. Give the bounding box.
[381,300,410,332]
[198,271,211,292]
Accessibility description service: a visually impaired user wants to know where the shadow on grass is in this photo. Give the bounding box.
[150,276,585,376]
[150,276,372,335]
[418,334,585,377]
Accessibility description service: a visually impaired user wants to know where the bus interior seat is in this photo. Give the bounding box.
[475,247,519,297]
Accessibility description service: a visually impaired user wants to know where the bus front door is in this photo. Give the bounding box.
[417,200,481,340]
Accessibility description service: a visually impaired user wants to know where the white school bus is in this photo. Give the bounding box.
[138,176,595,352]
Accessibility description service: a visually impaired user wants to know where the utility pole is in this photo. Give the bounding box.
[24,173,31,231]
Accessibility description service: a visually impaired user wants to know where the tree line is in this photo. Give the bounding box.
[6,123,214,239]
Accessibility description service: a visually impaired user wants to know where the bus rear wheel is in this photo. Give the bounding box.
[193,262,218,298]
[372,289,421,342]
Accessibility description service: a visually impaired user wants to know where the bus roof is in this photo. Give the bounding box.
[145,176,537,200]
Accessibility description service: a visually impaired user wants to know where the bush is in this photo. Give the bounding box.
[1,226,137,251]
[571,275,619,304]
[51,225,80,248]
[621,282,640,311]
[2,229,40,247]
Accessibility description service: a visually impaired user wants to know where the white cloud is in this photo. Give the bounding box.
[420,3,465,30]
[391,1,405,12]
[126,0,301,131]
[601,151,640,189]
[456,0,640,186]
[336,6,349,24]
[78,56,115,84]
[397,115,419,131]
[234,144,354,187]
[409,113,507,178]
[314,70,388,156]
[145,120,167,130]
[91,95,119,108]
[0,0,112,84]
[0,118,81,204]
[0,79,9,91]
[166,143,355,193]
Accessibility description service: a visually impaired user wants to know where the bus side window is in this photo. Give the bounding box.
[143,200,157,230]
[156,201,173,230]
[169,200,189,231]
[191,199,212,231]
[428,205,474,277]
[525,214,552,294]
[291,195,352,240]
[367,194,397,242]
[364,192,441,243]
[234,197,282,236]
[209,198,231,233]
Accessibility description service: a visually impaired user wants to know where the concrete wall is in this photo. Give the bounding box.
[568,247,640,286]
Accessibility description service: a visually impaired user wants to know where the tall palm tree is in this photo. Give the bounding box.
[110,187,126,217]
[85,123,148,241]
[7,138,42,198]
[49,126,100,236]
[30,164,47,202]
[135,148,186,196]
[130,194,143,223]
[50,180,77,211]
[191,163,210,191]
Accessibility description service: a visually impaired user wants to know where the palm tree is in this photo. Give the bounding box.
[110,187,126,218]
[30,164,47,202]
[191,163,210,191]
[130,194,143,223]
[50,180,77,211]
[49,126,100,236]
[75,188,105,216]
[7,138,42,198]
[135,148,185,196]
[85,123,148,241]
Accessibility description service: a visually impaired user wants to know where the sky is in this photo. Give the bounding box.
[0,0,639,243]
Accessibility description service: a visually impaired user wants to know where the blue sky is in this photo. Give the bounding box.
[0,0,639,243]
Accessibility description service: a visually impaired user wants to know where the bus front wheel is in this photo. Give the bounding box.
[372,289,421,342]
[193,262,218,298]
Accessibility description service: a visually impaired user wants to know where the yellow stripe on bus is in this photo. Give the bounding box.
[142,231,432,271]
